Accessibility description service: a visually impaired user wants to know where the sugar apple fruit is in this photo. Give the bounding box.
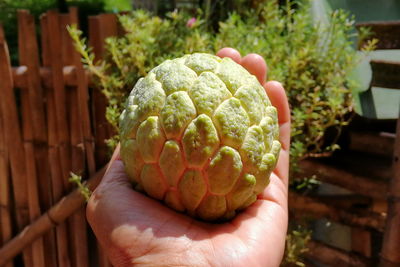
[119,53,281,221]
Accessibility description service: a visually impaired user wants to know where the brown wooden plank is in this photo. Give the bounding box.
[0,87,13,267]
[289,192,386,231]
[98,14,118,139]
[70,7,96,176]
[59,14,75,66]
[88,15,113,168]
[63,9,91,267]
[380,117,400,266]
[351,228,371,258]
[40,13,71,267]
[349,131,395,159]
[356,21,400,50]
[46,84,71,267]
[46,9,72,190]
[67,83,89,267]
[19,89,46,267]
[305,240,371,267]
[40,14,50,66]
[0,23,33,267]
[299,159,387,200]
[17,10,49,267]
[370,60,400,89]
[88,15,116,267]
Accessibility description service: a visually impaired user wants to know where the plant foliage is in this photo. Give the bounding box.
[68,0,375,166]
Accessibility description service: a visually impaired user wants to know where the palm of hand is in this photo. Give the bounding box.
[87,48,291,267]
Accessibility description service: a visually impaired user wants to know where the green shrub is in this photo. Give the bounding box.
[69,0,375,165]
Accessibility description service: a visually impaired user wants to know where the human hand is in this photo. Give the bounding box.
[87,48,291,267]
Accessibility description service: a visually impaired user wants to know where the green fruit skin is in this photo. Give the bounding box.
[120,53,280,221]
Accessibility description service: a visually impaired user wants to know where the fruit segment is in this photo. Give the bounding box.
[161,91,197,139]
[120,139,144,184]
[189,72,232,117]
[226,173,256,211]
[196,195,227,221]
[141,164,167,200]
[178,170,207,212]
[206,146,242,195]
[136,116,166,163]
[182,114,220,169]
[159,140,185,187]
[213,98,250,149]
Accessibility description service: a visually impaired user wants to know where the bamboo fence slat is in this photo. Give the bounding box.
[69,7,103,267]
[380,117,400,266]
[17,10,57,266]
[70,7,96,176]
[61,10,89,267]
[40,13,71,267]
[0,24,33,267]
[17,10,47,267]
[87,15,118,267]
[46,9,71,191]
[0,76,13,267]
[88,15,116,168]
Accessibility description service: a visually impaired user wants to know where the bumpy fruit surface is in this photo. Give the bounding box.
[119,53,281,221]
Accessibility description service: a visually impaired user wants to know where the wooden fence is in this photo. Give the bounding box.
[0,8,116,267]
[0,7,399,267]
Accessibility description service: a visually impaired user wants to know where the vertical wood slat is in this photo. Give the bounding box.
[61,9,89,267]
[46,9,72,191]
[88,14,118,168]
[0,77,13,267]
[88,15,118,267]
[37,13,59,267]
[0,24,33,267]
[40,13,71,267]
[97,14,118,139]
[17,10,48,267]
[351,228,371,258]
[380,117,400,266]
[17,10,51,217]
[70,7,96,176]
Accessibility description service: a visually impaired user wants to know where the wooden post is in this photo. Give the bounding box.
[17,10,53,267]
[0,24,33,267]
[40,12,71,267]
[0,82,13,267]
[351,228,371,258]
[306,240,370,266]
[87,14,118,267]
[380,117,400,266]
[60,9,89,267]
[46,9,72,191]
[88,14,118,168]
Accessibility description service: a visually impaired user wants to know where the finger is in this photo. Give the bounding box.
[216,47,242,64]
[241,53,267,85]
[264,81,290,151]
[106,143,121,173]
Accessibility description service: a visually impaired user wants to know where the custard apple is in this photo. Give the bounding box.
[119,53,281,221]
